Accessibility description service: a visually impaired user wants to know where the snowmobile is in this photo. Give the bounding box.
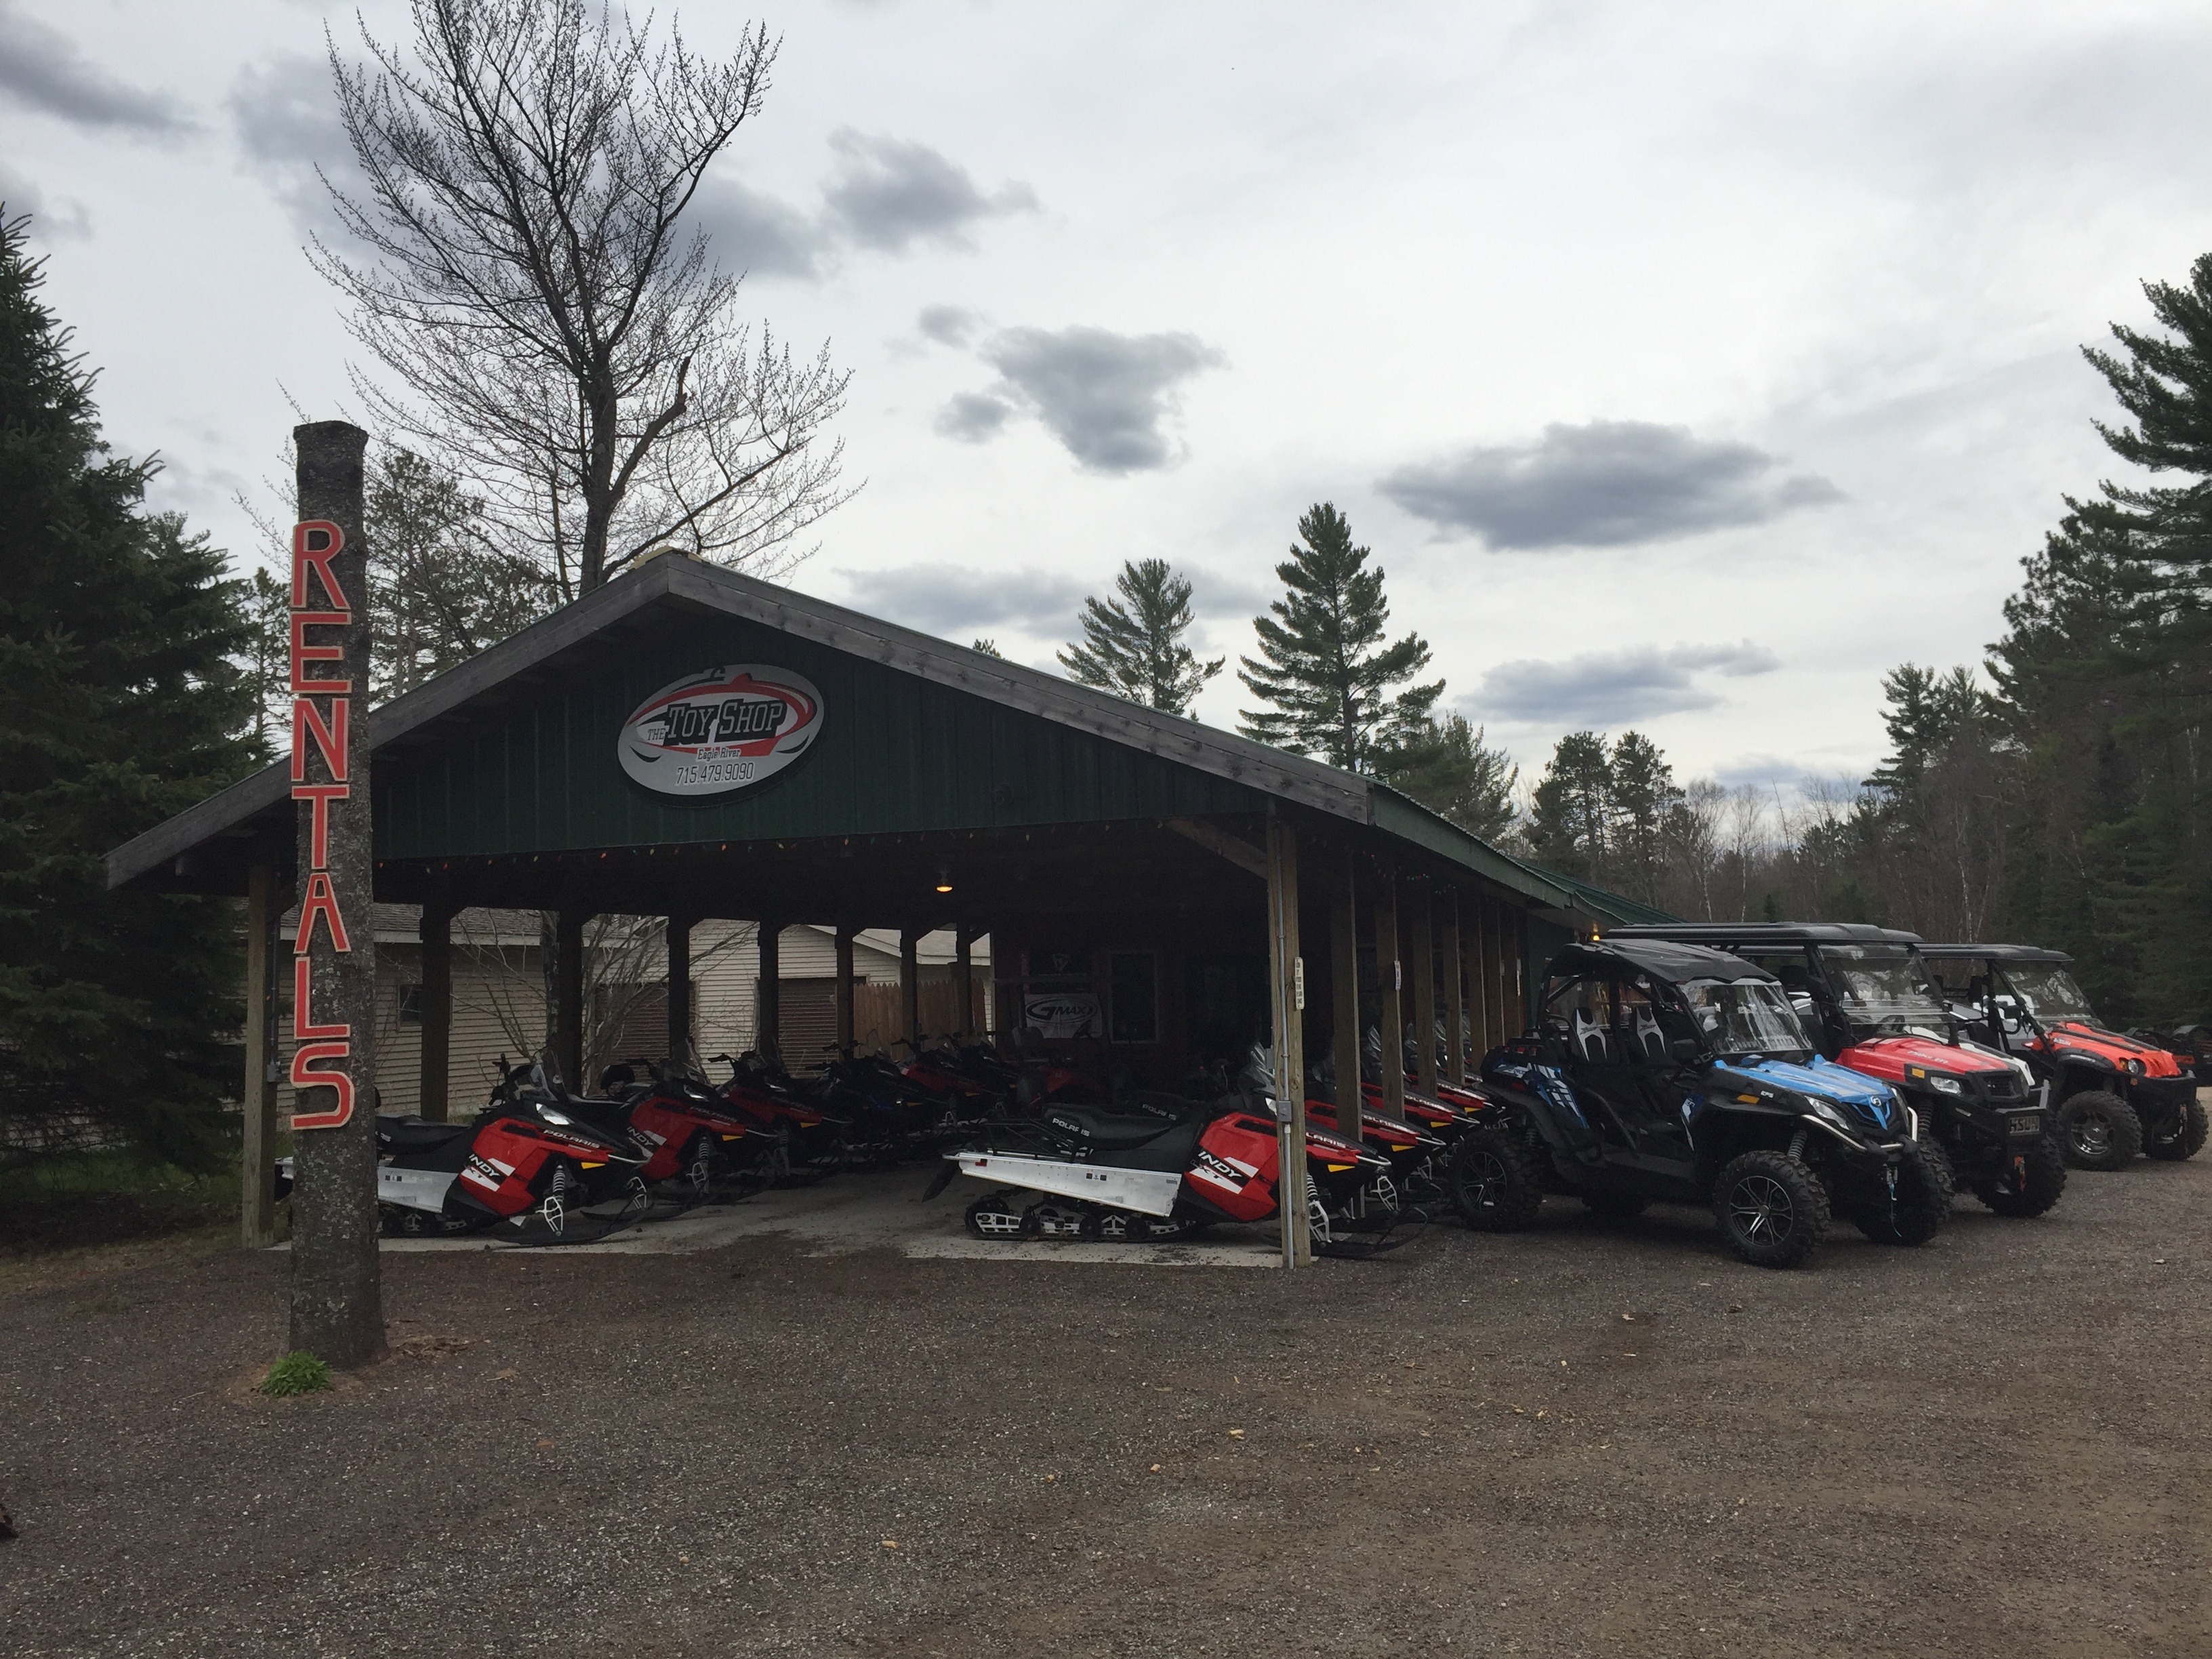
[276,1055,656,1242]
[596,1056,782,1197]
[926,1080,1404,1256]
[705,1052,854,1181]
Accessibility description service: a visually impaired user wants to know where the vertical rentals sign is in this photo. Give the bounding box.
[289,505,357,1129]
[287,421,384,1366]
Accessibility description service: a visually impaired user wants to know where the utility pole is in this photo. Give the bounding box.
[286,421,385,1366]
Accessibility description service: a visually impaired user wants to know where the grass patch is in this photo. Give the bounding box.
[260,1351,333,1397]
[0,1150,241,1256]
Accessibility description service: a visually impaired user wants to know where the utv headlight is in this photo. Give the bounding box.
[1927,1074,1964,1095]
[540,1108,574,1126]
[1807,1098,1854,1131]
[2127,1059,2146,1078]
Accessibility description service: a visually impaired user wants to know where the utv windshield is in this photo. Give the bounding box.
[1684,978,1812,1060]
[2001,963,2098,1024]
[1816,944,1948,1033]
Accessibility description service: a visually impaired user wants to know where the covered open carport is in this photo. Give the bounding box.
[108,554,1660,1261]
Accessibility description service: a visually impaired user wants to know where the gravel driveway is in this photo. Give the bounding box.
[2,1148,2205,1658]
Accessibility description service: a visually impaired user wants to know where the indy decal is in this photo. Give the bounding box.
[619,663,824,798]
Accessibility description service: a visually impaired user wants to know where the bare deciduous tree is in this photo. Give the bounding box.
[315,0,853,598]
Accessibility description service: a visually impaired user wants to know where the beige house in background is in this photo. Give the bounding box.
[273,905,990,1120]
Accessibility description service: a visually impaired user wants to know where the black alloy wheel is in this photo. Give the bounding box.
[1711,1149,1830,1269]
[2144,1097,2209,1162]
[1446,1126,1545,1231]
[1973,1134,2068,1217]
[2053,1090,2142,1171]
[1853,1137,1952,1246]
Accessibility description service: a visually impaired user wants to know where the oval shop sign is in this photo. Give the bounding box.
[618,664,824,799]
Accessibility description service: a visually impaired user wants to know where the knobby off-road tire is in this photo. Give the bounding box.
[2055,1089,2142,1171]
[2144,1096,2209,1162]
[1974,1134,2068,1217]
[1854,1136,1952,1246]
[1580,1190,1650,1218]
[1712,1150,1829,1269]
[1448,1126,1546,1231]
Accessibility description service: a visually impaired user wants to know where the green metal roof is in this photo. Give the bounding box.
[104,556,1618,924]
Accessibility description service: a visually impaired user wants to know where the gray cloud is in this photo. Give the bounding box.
[1380,420,1844,549]
[690,176,830,280]
[0,158,89,240]
[917,304,979,346]
[1473,641,1782,726]
[838,562,1086,638]
[954,326,1223,473]
[227,56,353,241]
[934,390,1013,443]
[821,129,1038,253]
[0,1,192,134]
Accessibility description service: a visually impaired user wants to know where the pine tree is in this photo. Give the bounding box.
[1609,731,1681,904]
[1057,557,1223,715]
[0,212,260,1168]
[366,447,550,701]
[1237,502,1441,768]
[1527,731,1614,883]
[1992,251,2212,1020]
[1377,714,1519,840]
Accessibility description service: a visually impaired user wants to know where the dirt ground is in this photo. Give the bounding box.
[2,1145,2207,1659]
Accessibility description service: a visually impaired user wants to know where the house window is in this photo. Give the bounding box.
[397,983,424,1026]
[1108,952,1159,1044]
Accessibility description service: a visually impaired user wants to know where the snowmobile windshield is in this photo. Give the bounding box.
[1683,978,1812,1061]
[2002,963,2097,1024]
[1816,944,1948,1033]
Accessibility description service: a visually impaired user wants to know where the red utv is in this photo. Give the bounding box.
[1919,945,2205,1172]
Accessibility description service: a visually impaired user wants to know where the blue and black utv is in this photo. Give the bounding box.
[1449,937,1950,1268]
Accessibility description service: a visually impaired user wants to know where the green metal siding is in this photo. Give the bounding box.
[372,613,1258,859]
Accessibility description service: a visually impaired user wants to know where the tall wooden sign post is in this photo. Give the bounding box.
[287,422,385,1367]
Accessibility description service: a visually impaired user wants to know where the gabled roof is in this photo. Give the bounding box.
[106,555,1637,920]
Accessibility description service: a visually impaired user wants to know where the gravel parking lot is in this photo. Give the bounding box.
[2,1142,2207,1659]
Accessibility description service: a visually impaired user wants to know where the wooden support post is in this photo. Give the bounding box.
[239,863,276,1248]
[900,928,921,1046]
[419,902,452,1121]
[1439,891,1466,1085]
[1408,884,1437,1099]
[1374,872,1405,1122]
[556,906,586,1087]
[1331,848,1361,1124]
[834,925,856,1054]
[955,926,977,1040]
[756,921,781,1061]
[1265,817,1311,1268]
[665,914,693,1065]
[1467,900,1491,1059]
[1486,899,1511,1044]
[1507,908,1528,1036]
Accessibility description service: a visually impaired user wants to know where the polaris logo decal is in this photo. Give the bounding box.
[619,663,824,798]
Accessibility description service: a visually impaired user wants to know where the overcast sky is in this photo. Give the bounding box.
[7,0,2211,792]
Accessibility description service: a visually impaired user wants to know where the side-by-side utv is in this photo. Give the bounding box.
[1919,944,2205,1172]
[1607,923,2062,1216]
[1452,937,1946,1269]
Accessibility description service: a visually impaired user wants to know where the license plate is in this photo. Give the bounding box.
[2008,1114,2042,1139]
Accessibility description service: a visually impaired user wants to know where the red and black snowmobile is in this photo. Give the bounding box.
[925,1084,1403,1256]
[597,1057,781,1197]
[308,1056,656,1240]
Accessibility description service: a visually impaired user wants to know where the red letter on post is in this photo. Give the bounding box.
[294,870,354,956]
[290,1041,356,1130]
[291,697,350,783]
[291,520,349,610]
